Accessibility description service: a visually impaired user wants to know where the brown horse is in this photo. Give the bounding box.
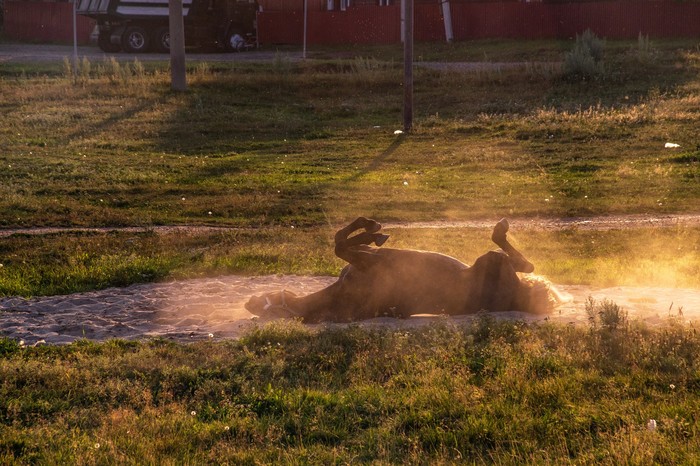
[245,217,562,322]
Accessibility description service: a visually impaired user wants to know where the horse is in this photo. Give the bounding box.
[245,217,563,322]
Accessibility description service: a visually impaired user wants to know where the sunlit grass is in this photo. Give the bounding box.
[1,40,699,228]
[0,226,697,297]
[1,40,699,464]
[1,313,699,464]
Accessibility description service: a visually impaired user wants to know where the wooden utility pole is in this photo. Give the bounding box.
[169,0,187,91]
[403,0,413,132]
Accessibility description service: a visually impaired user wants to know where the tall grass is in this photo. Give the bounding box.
[564,29,605,80]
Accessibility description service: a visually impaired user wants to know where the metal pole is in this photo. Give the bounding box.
[303,0,307,59]
[169,0,187,91]
[441,0,453,42]
[403,0,413,132]
[72,0,78,76]
[400,0,405,43]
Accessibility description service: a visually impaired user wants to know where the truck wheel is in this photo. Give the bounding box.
[98,31,121,53]
[224,31,246,52]
[153,28,170,53]
[122,27,150,53]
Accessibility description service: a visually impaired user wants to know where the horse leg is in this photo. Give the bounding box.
[334,217,389,271]
[490,218,535,273]
[281,266,371,323]
[245,278,345,322]
[469,250,521,312]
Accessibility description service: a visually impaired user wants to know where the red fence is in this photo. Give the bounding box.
[3,1,96,44]
[450,2,700,40]
[259,1,700,45]
[259,6,402,45]
[4,1,700,46]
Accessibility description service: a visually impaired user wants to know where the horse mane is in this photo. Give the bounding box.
[516,274,570,314]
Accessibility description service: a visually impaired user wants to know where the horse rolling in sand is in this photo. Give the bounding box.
[245,217,564,322]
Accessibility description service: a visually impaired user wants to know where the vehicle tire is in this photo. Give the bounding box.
[153,27,170,53]
[224,31,246,52]
[98,31,121,53]
[122,27,150,53]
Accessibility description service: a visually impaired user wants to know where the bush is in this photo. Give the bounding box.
[0,337,21,356]
[564,29,605,80]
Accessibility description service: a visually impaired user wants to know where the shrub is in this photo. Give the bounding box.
[636,32,656,64]
[564,29,605,80]
[0,337,21,356]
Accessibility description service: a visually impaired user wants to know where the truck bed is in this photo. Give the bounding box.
[76,0,194,19]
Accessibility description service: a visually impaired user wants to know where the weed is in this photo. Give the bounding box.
[564,29,605,80]
[585,296,628,331]
[636,32,657,64]
[272,50,292,74]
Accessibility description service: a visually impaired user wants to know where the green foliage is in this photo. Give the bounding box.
[0,337,21,356]
[636,32,657,64]
[586,296,628,331]
[1,319,699,463]
[564,29,606,79]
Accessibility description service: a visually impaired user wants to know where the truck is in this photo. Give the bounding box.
[76,0,259,53]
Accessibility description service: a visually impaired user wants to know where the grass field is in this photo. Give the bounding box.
[0,38,699,295]
[1,307,699,464]
[1,38,700,463]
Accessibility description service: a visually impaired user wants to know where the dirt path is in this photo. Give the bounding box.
[2,213,700,238]
[1,274,698,345]
[1,214,699,345]
[0,43,292,64]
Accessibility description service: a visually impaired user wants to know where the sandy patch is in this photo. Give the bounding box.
[1,275,699,345]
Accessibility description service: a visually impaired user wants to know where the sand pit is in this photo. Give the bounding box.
[1,275,699,345]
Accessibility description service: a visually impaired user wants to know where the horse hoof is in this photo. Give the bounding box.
[374,234,390,247]
[491,218,509,244]
[364,219,382,234]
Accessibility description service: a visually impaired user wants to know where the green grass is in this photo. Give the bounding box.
[2,39,700,464]
[1,310,699,464]
[1,40,699,229]
[0,39,698,296]
[1,225,698,297]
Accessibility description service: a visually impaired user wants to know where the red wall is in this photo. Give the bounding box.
[4,1,96,44]
[258,6,402,45]
[4,1,700,46]
[450,2,700,40]
[260,1,700,45]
